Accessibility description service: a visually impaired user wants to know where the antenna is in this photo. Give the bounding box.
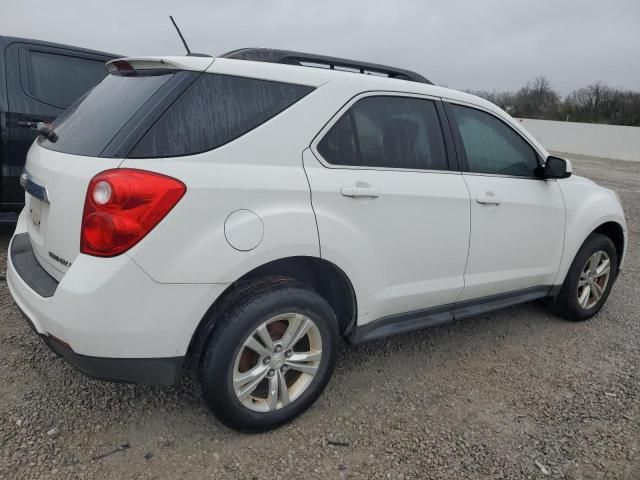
[169,15,191,55]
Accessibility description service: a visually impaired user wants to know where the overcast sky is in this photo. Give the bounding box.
[2,0,639,95]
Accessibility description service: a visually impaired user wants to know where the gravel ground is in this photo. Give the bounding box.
[0,154,638,480]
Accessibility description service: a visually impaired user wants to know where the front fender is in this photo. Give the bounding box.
[555,177,627,285]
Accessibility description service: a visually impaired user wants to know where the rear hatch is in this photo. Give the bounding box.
[23,57,213,281]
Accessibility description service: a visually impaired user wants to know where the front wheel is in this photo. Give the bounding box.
[198,278,339,431]
[551,233,618,321]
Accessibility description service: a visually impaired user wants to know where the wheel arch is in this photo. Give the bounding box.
[555,215,627,291]
[184,255,357,374]
[592,221,625,268]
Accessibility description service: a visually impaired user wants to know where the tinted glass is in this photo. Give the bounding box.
[25,51,108,109]
[40,73,174,157]
[129,73,314,158]
[318,96,447,170]
[317,112,358,166]
[450,104,539,176]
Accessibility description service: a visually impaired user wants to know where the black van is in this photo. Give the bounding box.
[0,36,118,221]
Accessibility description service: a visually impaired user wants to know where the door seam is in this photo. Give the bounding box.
[454,173,473,304]
[301,148,322,258]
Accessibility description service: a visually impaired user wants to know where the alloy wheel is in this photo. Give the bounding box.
[577,250,611,310]
[232,313,322,412]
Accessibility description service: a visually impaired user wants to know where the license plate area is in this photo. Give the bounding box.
[30,198,43,231]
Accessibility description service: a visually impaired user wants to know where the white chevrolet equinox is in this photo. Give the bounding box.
[7,49,627,431]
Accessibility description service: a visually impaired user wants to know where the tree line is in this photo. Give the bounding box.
[468,77,640,126]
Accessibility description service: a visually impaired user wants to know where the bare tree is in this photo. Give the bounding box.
[468,78,640,126]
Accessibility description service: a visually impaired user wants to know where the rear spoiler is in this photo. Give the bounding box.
[106,56,214,75]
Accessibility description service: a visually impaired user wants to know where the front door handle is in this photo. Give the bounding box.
[340,184,380,198]
[476,192,501,205]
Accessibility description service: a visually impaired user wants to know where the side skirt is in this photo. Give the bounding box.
[350,286,553,343]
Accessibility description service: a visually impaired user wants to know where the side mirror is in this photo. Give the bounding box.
[542,156,572,179]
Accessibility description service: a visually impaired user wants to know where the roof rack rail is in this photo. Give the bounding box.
[220,48,433,85]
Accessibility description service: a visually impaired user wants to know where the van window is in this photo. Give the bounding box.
[318,96,447,171]
[39,72,314,159]
[129,74,314,158]
[23,50,108,109]
[40,73,175,157]
[449,104,539,176]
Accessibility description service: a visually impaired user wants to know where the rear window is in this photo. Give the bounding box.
[40,72,314,158]
[40,73,174,157]
[129,74,314,158]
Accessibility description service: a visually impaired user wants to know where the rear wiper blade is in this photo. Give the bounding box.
[18,121,58,142]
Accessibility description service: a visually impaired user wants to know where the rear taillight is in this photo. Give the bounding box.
[81,169,186,257]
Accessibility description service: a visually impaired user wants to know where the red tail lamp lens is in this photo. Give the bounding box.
[81,169,186,257]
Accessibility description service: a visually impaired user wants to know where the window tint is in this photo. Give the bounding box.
[40,73,175,157]
[24,50,108,109]
[449,104,539,176]
[129,74,314,158]
[316,112,358,166]
[318,96,447,170]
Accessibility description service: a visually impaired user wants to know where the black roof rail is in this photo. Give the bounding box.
[220,48,433,85]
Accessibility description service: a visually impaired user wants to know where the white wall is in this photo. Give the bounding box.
[515,118,640,162]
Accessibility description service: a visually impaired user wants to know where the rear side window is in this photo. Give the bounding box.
[449,104,539,177]
[318,96,448,171]
[23,50,108,109]
[129,74,314,158]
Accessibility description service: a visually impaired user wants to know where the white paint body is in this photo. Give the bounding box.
[6,56,628,360]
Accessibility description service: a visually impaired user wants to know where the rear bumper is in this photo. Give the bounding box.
[43,333,183,385]
[6,213,227,385]
[10,232,58,297]
[15,305,183,385]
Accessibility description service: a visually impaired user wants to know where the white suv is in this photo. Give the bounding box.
[7,49,627,431]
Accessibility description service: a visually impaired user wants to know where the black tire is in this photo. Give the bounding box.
[198,277,339,432]
[551,233,618,321]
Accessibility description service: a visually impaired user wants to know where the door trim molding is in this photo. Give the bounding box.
[350,285,553,343]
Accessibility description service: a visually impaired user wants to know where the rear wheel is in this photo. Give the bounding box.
[198,278,338,431]
[551,233,618,321]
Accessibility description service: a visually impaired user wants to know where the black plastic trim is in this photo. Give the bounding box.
[452,286,551,320]
[434,99,458,171]
[351,304,453,343]
[43,335,183,386]
[350,286,552,343]
[221,48,433,85]
[548,284,563,297]
[438,98,462,171]
[10,232,58,297]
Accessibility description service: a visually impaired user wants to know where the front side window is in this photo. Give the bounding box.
[449,104,539,177]
[318,96,448,171]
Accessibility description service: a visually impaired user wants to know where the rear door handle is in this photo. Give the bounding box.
[476,192,501,205]
[340,184,380,198]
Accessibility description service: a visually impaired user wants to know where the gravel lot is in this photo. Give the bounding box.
[0,154,638,480]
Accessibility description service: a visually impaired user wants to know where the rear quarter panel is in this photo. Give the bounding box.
[121,81,359,284]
